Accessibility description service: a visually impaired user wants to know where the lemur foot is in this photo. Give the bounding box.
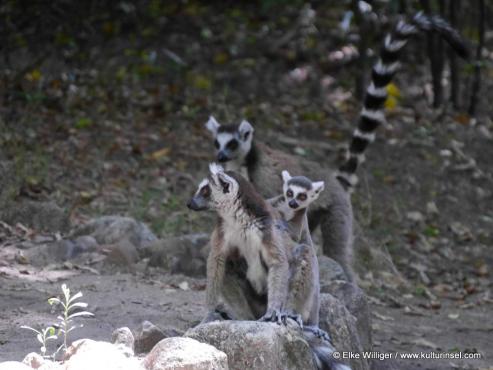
[281,312,304,329]
[259,309,288,325]
[201,306,234,324]
[304,325,331,342]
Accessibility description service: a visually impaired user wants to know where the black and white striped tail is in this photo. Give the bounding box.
[304,327,352,370]
[336,12,469,189]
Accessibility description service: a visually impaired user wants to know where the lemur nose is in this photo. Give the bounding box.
[288,200,298,209]
[186,199,195,209]
[217,151,229,162]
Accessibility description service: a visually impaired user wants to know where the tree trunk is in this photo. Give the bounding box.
[468,0,485,116]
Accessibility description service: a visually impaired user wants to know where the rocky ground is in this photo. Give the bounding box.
[1,2,492,369]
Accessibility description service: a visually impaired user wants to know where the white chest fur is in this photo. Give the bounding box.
[223,219,268,295]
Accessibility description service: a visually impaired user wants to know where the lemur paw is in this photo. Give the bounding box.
[259,309,286,325]
[305,326,331,342]
[281,312,304,329]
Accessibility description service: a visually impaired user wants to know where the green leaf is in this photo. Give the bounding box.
[68,311,94,319]
[75,118,94,129]
[68,292,83,304]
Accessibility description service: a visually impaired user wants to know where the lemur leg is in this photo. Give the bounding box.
[221,270,260,321]
[319,204,356,282]
[285,243,318,327]
[202,230,230,324]
[259,237,290,324]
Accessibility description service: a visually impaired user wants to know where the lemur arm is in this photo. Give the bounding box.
[263,234,289,315]
[298,214,313,246]
[205,227,227,310]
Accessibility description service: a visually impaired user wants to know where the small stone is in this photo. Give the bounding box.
[22,352,45,369]
[111,327,135,356]
[406,211,424,223]
[134,321,166,354]
[426,202,439,215]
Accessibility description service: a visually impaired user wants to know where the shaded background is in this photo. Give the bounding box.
[0,0,492,368]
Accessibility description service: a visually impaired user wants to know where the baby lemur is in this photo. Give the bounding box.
[205,13,469,283]
[187,164,350,370]
[268,170,326,330]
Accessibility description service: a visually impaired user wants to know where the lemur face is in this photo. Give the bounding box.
[187,163,239,212]
[187,178,212,211]
[281,170,324,210]
[205,116,254,164]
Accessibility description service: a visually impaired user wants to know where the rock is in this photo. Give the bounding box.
[143,337,228,370]
[319,293,370,370]
[318,256,347,285]
[70,216,157,251]
[185,321,314,370]
[22,352,45,368]
[64,339,143,370]
[321,281,372,352]
[0,200,70,233]
[24,240,76,266]
[0,362,32,370]
[145,234,209,277]
[134,321,183,354]
[112,327,135,356]
[38,363,63,370]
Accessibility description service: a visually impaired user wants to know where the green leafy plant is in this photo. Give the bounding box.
[20,325,57,358]
[48,284,94,354]
[21,284,94,359]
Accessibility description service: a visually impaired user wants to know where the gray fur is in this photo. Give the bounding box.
[206,120,355,282]
[189,165,350,370]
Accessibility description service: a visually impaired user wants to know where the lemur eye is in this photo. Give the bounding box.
[200,185,211,198]
[214,139,220,149]
[226,139,238,151]
[286,189,293,198]
[297,193,307,201]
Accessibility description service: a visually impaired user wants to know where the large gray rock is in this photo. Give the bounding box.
[70,216,157,251]
[144,234,209,277]
[319,293,370,370]
[0,200,70,233]
[322,280,372,353]
[185,321,315,370]
[143,337,228,370]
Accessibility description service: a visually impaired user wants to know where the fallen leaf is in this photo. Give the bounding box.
[148,147,171,160]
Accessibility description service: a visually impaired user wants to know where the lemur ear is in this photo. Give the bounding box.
[205,116,220,136]
[238,120,254,141]
[312,181,325,194]
[281,170,292,183]
[217,172,232,194]
[209,162,224,176]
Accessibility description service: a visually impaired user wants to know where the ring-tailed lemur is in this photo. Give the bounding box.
[187,164,351,370]
[205,12,468,282]
[268,171,327,332]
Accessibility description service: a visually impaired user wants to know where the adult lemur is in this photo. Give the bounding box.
[187,164,350,370]
[205,12,468,281]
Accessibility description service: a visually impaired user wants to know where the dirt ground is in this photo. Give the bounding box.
[1,2,492,369]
